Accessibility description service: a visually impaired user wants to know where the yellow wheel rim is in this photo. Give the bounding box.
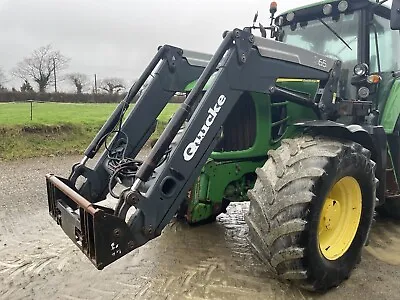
[318,176,362,260]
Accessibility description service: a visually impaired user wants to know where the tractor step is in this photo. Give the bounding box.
[385,166,400,199]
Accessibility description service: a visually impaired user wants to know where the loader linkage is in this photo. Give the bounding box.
[46,28,340,269]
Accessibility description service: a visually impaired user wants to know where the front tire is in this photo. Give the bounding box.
[245,135,376,291]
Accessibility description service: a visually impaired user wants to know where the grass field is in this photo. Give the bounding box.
[0,102,178,125]
[0,102,179,160]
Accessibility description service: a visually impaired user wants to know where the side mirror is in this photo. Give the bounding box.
[391,0,400,30]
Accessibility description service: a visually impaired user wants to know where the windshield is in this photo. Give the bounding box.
[281,12,360,98]
[281,12,359,68]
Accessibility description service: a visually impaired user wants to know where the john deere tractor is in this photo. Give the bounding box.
[45,0,400,292]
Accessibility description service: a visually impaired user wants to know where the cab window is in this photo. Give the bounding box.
[370,13,400,73]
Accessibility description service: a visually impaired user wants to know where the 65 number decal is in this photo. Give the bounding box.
[318,58,328,69]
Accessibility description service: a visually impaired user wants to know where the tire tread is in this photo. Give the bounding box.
[245,135,376,291]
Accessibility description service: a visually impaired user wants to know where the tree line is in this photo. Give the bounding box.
[0,44,128,95]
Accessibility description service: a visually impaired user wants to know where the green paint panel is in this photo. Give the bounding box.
[184,71,219,92]
[210,92,271,160]
[204,160,265,202]
[188,203,213,223]
[187,159,264,223]
[276,80,320,99]
[381,80,400,134]
[210,81,319,160]
[376,73,397,116]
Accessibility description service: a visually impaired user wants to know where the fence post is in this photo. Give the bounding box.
[27,100,34,121]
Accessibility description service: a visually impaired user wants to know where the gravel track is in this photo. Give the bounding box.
[0,155,400,299]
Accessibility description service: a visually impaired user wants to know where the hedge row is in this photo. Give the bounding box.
[0,91,185,103]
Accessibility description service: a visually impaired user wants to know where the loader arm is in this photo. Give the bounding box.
[69,45,212,203]
[46,28,340,269]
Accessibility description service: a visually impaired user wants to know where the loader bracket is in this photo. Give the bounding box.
[318,60,342,119]
[338,100,372,117]
[46,174,139,269]
[232,29,254,64]
[164,45,183,71]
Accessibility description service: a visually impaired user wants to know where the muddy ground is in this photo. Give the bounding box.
[0,154,400,300]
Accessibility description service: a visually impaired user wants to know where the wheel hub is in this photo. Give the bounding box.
[318,176,362,260]
[322,198,341,230]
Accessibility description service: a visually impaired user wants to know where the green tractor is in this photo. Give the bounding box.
[181,0,400,290]
[46,0,400,293]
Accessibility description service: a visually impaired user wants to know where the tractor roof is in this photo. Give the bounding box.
[278,0,387,17]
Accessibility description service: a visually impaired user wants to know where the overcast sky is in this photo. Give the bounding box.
[0,0,393,91]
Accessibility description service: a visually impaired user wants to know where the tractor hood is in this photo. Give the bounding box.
[184,75,321,100]
[184,72,218,92]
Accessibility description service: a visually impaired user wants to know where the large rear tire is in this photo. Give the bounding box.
[245,135,377,291]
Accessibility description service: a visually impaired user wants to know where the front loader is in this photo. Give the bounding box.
[46,0,400,292]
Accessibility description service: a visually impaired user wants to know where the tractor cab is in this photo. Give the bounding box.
[276,0,400,104]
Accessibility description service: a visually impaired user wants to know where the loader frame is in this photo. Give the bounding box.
[46,28,344,269]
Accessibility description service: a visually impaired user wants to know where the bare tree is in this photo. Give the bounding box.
[66,72,89,94]
[20,80,34,92]
[12,44,69,93]
[100,77,126,94]
[0,67,7,90]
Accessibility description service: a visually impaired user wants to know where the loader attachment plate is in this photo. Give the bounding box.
[46,174,137,269]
